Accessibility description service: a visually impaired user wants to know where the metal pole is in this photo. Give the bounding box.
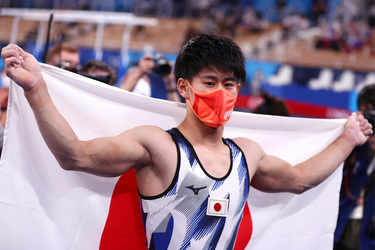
[121,24,133,67]
[95,22,105,61]
[34,21,47,55]
[10,16,20,44]
[42,13,54,63]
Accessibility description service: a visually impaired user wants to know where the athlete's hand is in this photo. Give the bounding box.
[1,44,42,92]
[343,112,373,146]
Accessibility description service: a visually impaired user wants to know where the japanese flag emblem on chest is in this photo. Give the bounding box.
[207,197,229,217]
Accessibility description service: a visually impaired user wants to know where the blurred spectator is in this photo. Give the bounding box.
[222,9,241,37]
[155,0,174,17]
[120,52,180,102]
[120,52,155,96]
[214,9,228,36]
[253,92,290,116]
[334,84,375,250]
[281,13,310,40]
[276,0,288,21]
[189,0,214,18]
[153,55,180,102]
[315,19,342,51]
[200,10,219,35]
[80,60,117,86]
[342,18,371,53]
[311,0,327,25]
[368,1,375,27]
[134,0,157,16]
[172,0,188,17]
[251,70,265,96]
[315,16,372,53]
[240,7,268,34]
[336,0,361,27]
[46,44,80,73]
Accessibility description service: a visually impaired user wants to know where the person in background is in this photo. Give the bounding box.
[120,52,180,102]
[80,60,117,86]
[253,92,290,117]
[46,43,80,73]
[152,55,180,102]
[334,84,375,250]
[120,52,155,96]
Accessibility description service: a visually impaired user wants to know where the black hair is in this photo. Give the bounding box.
[358,84,375,108]
[174,34,246,84]
[80,60,117,85]
[253,93,290,116]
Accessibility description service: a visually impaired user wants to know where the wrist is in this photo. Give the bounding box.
[24,79,48,109]
[24,77,43,96]
[337,132,357,150]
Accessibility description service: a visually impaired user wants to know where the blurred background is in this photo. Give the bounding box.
[0,2,375,250]
[2,0,375,118]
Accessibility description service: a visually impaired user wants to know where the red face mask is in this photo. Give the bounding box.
[186,85,237,128]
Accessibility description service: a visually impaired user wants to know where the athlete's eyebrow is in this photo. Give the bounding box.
[199,74,237,82]
[199,74,218,80]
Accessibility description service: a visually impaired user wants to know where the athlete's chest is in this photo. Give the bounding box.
[193,145,232,179]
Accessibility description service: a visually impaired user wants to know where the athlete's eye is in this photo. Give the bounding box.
[224,82,236,88]
[204,82,215,86]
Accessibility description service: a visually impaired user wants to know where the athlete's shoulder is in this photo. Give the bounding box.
[124,125,172,141]
[231,137,264,158]
[118,125,176,162]
[131,125,167,133]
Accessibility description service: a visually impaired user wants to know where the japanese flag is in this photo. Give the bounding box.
[0,64,344,250]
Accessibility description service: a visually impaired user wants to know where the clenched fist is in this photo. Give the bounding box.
[343,112,373,146]
[1,44,42,92]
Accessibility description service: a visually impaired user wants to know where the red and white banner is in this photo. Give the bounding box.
[0,64,345,250]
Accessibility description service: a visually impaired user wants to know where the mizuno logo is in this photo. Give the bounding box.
[186,185,207,195]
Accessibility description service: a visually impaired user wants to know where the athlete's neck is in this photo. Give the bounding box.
[177,110,224,147]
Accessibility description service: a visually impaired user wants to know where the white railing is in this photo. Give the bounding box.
[0,8,158,62]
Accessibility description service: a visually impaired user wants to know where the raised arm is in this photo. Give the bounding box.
[1,44,153,177]
[249,113,373,193]
[119,67,145,91]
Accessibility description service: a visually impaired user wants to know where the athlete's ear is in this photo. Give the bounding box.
[236,83,241,93]
[177,78,189,99]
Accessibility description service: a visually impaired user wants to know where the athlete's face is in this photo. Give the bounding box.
[177,68,240,101]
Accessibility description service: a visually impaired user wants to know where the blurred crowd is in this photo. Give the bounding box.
[5,0,375,56]
[313,0,375,55]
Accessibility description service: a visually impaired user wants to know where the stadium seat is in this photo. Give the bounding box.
[268,65,293,86]
[332,70,355,92]
[308,68,333,90]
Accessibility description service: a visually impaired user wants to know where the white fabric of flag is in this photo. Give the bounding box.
[0,64,345,250]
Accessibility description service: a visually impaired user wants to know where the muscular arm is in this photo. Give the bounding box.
[28,84,152,176]
[241,113,372,194]
[252,134,356,193]
[2,44,154,177]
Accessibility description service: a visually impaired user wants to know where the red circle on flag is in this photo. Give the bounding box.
[214,202,222,212]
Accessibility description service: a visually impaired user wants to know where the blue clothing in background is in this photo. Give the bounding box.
[334,144,375,248]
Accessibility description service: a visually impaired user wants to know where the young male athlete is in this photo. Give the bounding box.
[1,34,373,249]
